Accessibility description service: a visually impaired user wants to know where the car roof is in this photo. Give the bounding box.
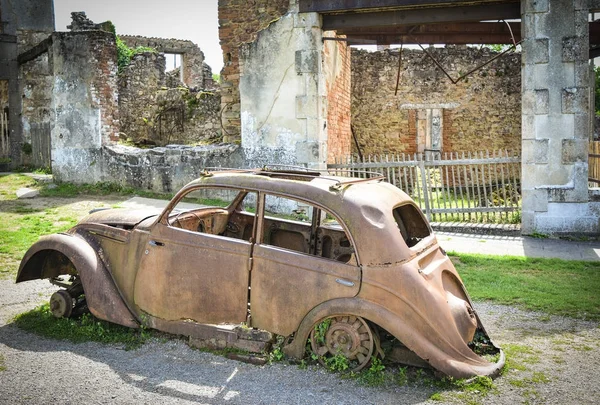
[183,170,420,265]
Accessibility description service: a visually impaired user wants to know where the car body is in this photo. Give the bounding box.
[17,168,504,377]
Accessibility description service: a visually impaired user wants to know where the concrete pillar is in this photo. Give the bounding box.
[521,0,597,234]
[238,3,328,170]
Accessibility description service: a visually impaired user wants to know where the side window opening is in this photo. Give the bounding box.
[168,187,256,241]
[393,204,431,248]
[262,194,357,265]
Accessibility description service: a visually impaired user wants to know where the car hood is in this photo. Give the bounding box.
[78,208,162,227]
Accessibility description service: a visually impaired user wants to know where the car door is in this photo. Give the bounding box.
[133,187,256,324]
[249,193,361,336]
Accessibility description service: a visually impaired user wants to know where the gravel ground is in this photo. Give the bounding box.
[1,280,599,405]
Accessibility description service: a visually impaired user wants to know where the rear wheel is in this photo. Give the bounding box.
[309,315,375,372]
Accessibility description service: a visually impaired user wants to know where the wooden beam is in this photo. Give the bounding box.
[322,3,521,29]
[17,36,52,65]
[300,0,517,13]
[344,33,518,44]
[335,21,521,44]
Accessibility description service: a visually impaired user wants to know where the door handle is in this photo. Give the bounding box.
[149,240,164,247]
[335,278,355,287]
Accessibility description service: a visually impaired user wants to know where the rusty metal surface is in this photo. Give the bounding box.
[17,170,504,378]
[17,233,138,328]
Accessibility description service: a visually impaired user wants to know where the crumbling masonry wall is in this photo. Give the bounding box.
[120,35,207,89]
[218,0,289,142]
[51,30,119,182]
[351,47,522,156]
[0,0,54,167]
[18,30,53,158]
[118,52,166,141]
[118,51,221,146]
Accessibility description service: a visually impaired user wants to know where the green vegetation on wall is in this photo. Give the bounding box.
[112,23,155,73]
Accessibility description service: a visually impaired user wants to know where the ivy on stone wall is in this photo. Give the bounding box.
[114,28,156,73]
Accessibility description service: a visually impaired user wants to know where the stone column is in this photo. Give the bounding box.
[521,0,595,234]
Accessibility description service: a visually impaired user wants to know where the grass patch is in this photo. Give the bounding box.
[453,253,600,319]
[39,181,172,200]
[0,353,5,371]
[13,304,149,349]
[0,174,37,200]
[0,210,78,278]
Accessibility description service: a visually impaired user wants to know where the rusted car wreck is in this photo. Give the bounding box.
[17,168,504,378]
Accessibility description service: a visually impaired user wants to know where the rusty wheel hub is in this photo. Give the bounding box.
[310,315,374,371]
[49,290,73,318]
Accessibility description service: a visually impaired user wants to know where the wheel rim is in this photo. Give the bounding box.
[49,290,73,318]
[310,315,374,371]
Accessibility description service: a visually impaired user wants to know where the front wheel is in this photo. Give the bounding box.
[49,290,73,318]
[309,315,375,372]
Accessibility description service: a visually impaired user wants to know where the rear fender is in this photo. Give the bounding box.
[282,298,504,379]
[17,234,138,328]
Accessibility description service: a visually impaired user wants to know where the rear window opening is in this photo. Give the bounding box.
[393,204,431,247]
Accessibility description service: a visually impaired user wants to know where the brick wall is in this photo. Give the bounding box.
[351,46,521,156]
[90,31,120,144]
[324,35,352,163]
[218,0,289,142]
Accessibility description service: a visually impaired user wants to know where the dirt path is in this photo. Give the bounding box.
[1,279,598,405]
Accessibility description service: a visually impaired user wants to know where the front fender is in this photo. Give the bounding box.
[283,297,504,379]
[17,233,138,328]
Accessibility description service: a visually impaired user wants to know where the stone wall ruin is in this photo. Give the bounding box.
[119,35,210,90]
[351,46,522,156]
[117,48,221,147]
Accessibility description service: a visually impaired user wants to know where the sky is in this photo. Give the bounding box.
[53,0,223,73]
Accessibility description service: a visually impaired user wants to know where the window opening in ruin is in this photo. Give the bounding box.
[164,53,183,84]
[0,80,9,162]
[416,108,443,158]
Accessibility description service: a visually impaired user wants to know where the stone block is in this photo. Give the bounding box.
[531,38,549,64]
[293,12,321,29]
[534,89,549,114]
[520,14,536,40]
[295,50,319,73]
[520,210,537,234]
[561,139,587,164]
[562,37,586,62]
[546,201,588,217]
[522,114,536,138]
[562,87,589,114]
[295,95,318,119]
[574,0,590,10]
[535,114,574,140]
[522,0,549,13]
[522,188,549,212]
[574,61,591,87]
[295,140,320,163]
[534,215,566,233]
[16,188,40,199]
[523,138,549,164]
